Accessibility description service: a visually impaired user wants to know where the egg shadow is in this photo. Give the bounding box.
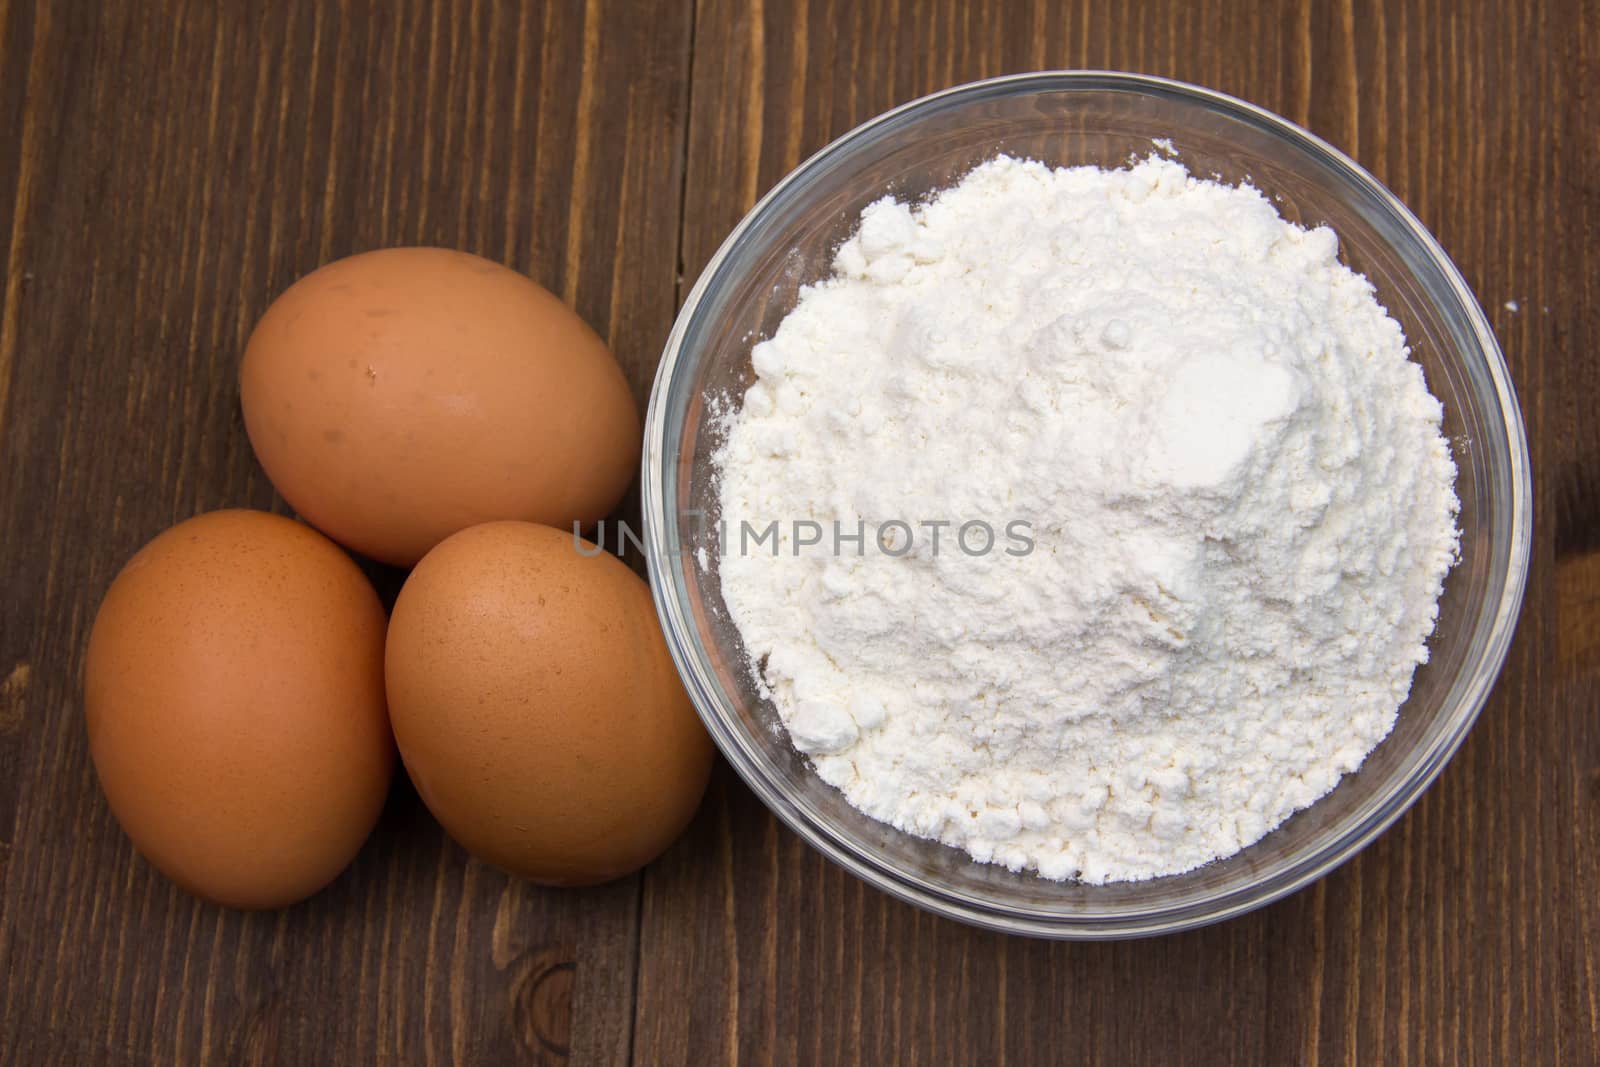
[355,555,410,615]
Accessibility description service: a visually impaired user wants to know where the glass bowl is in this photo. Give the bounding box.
[641,72,1531,939]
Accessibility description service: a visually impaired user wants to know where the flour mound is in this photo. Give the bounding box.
[714,155,1460,884]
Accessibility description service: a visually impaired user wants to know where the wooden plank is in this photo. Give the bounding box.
[0,1,692,1063]
[635,0,1591,1064]
[0,0,1594,1062]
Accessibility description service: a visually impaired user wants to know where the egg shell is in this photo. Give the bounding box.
[385,521,714,885]
[239,247,641,566]
[84,509,393,909]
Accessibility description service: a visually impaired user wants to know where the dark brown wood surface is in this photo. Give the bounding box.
[0,1,1593,1064]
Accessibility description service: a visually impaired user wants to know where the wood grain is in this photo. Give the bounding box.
[634,1,1592,1065]
[0,0,1594,1064]
[0,1,691,1064]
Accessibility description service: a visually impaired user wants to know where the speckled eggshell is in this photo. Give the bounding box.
[239,247,641,566]
[385,521,714,885]
[84,509,394,909]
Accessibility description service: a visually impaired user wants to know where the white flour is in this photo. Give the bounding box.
[713,155,1459,883]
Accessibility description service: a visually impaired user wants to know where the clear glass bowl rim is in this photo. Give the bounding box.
[641,71,1533,939]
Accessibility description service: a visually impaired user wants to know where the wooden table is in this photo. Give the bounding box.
[2,1,1593,1063]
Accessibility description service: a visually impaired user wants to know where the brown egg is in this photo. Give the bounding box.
[84,510,393,909]
[385,521,713,885]
[239,247,641,566]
